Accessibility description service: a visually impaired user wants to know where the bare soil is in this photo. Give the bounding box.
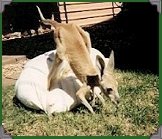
[2,59,28,87]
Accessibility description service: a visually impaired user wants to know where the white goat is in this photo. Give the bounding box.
[15,48,119,115]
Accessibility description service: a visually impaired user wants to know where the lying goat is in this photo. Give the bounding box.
[37,6,102,113]
[15,48,120,115]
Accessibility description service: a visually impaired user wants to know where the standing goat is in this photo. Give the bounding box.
[37,6,103,113]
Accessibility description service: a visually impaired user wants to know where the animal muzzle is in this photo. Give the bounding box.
[111,94,120,105]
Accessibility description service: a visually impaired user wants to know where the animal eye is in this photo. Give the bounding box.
[107,88,113,92]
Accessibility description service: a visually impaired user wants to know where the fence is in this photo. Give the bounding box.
[58,2,122,26]
[2,2,122,36]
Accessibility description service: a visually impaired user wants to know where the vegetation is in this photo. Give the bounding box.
[2,70,159,136]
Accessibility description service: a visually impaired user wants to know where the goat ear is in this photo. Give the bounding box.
[96,55,105,77]
[106,50,115,73]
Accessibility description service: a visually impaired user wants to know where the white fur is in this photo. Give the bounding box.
[15,48,109,115]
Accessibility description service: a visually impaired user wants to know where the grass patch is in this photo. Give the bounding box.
[2,70,159,136]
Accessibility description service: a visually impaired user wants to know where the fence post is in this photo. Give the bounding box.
[112,2,115,17]
[63,2,68,23]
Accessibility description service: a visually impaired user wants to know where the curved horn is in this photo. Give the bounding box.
[36,5,59,28]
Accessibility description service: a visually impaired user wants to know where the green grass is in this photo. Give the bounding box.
[2,70,159,136]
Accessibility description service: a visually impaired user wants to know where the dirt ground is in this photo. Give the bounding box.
[2,57,28,87]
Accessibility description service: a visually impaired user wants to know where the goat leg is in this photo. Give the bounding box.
[54,31,66,60]
[91,86,105,107]
[48,54,63,90]
[76,84,94,114]
[48,32,67,90]
[93,86,105,106]
[76,25,92,52]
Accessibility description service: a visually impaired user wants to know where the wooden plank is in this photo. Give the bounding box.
[59,2,122,7]
[60,8,114,20]
[59,2,113,12]
[60,7,120,14]
[59,2,93,6]
[61,15,113,27]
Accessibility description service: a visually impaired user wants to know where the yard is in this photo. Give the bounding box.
[2,2,159,136]
[2,70,159,136]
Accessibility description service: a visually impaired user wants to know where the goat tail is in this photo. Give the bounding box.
[36,5,59,28]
